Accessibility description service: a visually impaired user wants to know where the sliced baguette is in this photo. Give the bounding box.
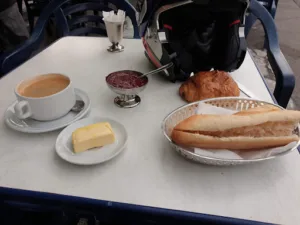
[171,130,298,150]
[171,106,300,150]
[174,110,300,132]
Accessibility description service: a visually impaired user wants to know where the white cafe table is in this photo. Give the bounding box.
[0,37,299,224]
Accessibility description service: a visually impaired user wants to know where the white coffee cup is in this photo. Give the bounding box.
[14,73,76,121]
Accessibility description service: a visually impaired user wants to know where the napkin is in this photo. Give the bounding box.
[103,10,126,23]
[193,103,297,160]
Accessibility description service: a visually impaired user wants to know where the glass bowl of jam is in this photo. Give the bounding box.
[106,70,148,108]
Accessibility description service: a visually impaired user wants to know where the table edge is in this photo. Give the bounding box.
[0,187,271,225]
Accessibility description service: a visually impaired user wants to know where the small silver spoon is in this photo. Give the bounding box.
[71,100,85,112]
[140,62,173,78]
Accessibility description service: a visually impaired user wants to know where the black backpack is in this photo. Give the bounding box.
[137,0,249,81]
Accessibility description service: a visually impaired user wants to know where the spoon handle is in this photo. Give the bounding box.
[141,62,173,78]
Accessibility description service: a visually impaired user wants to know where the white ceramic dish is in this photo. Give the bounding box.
[55,117,128,165]
[4,88,90,133]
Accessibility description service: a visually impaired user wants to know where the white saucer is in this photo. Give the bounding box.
[4,88,91,133]
[55,117,127,165]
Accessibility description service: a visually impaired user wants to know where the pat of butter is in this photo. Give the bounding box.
[72,122,115,153]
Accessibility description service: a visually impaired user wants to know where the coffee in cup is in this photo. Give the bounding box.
[18,74,70,98]
[14,73,76,121]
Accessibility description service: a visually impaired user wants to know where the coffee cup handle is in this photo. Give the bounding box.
[14,101,32,119]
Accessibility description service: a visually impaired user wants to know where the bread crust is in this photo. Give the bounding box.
[172,130,299,150]
[171,107,300,150]
[234,105,280,115]
[174,110,300,132]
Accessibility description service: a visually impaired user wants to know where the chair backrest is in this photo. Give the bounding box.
[55,0,139,38]
[1,0,66,76]
[255,0,277,17]
[24,0,51,10]
[1,0,139,76]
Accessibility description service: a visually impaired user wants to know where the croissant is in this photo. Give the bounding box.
[179,71,240,102]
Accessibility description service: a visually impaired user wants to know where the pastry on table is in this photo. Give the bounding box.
[179,70,240,102]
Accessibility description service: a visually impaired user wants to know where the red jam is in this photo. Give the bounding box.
[106,71,148,89]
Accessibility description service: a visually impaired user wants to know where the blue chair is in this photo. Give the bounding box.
[24,0,52,33]
[246,0,294,108]
[245,0,278,38]
[0,0,138,76]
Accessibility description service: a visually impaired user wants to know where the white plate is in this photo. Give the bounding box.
[55,117,128,165]
[4,88,91,133]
